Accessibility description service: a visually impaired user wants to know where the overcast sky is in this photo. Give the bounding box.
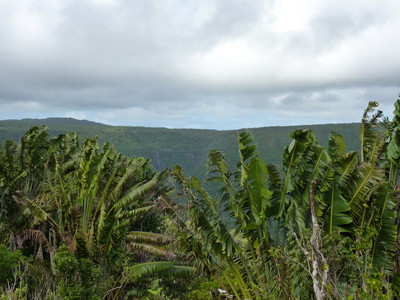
[0,0,399,129]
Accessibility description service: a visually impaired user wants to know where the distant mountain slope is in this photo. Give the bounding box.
[0,118,360,179]
[3,117,106,126]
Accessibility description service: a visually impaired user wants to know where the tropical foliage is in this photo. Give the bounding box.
[2,96,400,299]
[0,127,190,299]
[159,96,400,299]
[0,118,361,180]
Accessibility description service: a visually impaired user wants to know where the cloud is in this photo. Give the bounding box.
[0,0,399,129]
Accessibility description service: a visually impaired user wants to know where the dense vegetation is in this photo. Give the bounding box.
[0,118,360,180]
[0,128,193,298]
[1,97,400,299]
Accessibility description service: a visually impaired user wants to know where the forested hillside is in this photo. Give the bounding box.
[1,98,400,299]
[0,118,360,178]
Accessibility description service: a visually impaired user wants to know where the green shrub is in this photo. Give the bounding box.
[53,245,102,300]
[0,245,24,286]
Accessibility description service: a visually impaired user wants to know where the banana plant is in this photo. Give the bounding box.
[167,96,400,299]
[1,127,176,299]
[167,130,297,299]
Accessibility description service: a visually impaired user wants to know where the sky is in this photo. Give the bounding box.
[0,0,399,130]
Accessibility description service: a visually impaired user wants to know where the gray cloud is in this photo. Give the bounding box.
[0,0,399,129]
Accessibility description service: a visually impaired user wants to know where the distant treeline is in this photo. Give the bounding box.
[0,118,361,178]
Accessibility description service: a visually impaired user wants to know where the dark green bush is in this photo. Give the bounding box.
[53,245,102,300]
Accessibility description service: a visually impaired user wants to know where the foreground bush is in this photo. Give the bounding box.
[161,97,400,299]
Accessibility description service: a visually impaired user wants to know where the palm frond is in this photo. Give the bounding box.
[323,186,352,234]
[371,183,398,271]
[113,177,158,211]
[126,262,174,280]
[347,162,384,226]
[328,132,346,159]
[126,231,174,245]
[115,205,154,229]
[13,192,48,222]
[127,242,175,259]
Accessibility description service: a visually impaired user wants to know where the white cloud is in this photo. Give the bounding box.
[0,0,399,129]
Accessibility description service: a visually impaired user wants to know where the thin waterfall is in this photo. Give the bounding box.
[156,150,161,170]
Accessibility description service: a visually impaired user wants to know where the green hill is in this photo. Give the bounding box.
[0,118,361,179]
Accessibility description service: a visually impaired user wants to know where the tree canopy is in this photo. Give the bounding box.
[2,96,400,299]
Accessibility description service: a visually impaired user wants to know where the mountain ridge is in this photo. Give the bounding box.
[2,117,107,127]
[0,117,358,131]
[0,118,361,179]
